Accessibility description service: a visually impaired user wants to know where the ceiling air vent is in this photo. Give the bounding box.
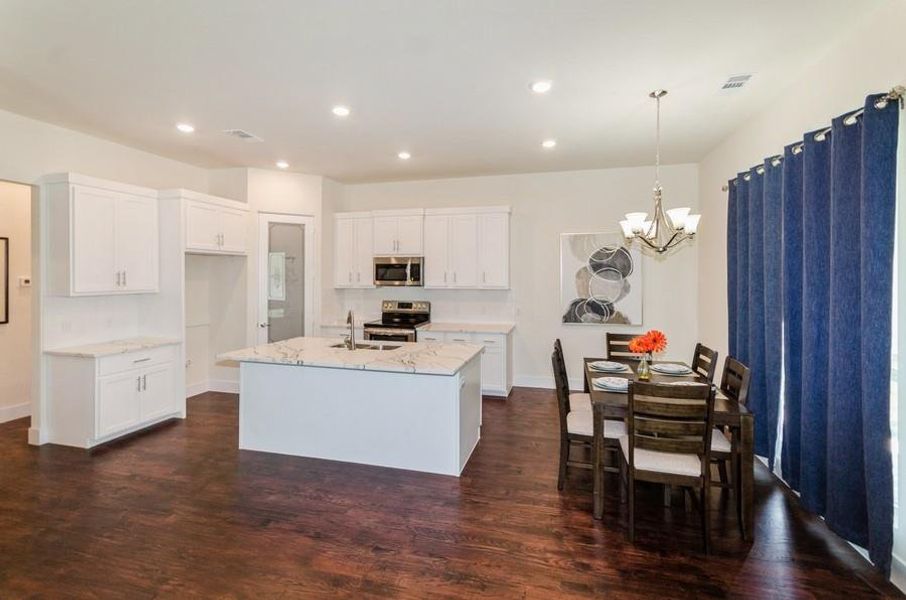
[721,74,752,91]
[222,128,263,142]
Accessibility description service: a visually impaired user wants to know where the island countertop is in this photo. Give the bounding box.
[218,336,483,376]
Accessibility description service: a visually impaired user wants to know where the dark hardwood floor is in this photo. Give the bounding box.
[0,389,901,599]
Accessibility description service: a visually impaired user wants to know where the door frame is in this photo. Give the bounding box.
[256,213,316,345]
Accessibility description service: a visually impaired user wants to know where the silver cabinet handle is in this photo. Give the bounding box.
[356,272,361,282]
[348,271,352,283]
[137,376,142,392]
[133,357,151,364]
[453,272,457,283]
[116,271,121,287]
[142,375,147,391]
[443,272,447,283]
[482,272,487,284]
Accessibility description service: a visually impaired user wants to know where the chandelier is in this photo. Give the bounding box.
[620,90,700,253]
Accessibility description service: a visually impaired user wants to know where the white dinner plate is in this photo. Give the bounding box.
[651,363,693,375]
[666,381,707,387]
[589,360,629,373]
[592,377,629,392]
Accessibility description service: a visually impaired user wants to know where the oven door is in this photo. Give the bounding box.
[373,257,422,287]
[363,327,417,343]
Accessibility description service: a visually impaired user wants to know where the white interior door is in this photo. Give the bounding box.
[257,213,315,344]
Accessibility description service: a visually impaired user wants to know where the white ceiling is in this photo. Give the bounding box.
[0,0,883,182]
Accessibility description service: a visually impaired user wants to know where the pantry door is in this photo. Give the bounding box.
[257,214,315,344]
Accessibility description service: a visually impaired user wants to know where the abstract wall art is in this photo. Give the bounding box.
[559,232,642,325]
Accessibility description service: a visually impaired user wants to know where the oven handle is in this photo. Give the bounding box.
[364,327,418,337]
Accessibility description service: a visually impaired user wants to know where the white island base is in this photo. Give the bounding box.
[237,354,482,476]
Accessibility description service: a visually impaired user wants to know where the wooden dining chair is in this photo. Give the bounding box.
[691,343,719,382]
[552,342,624,490]
[606,333,641,362]
[710,357,752,510]
[619,381,716,553]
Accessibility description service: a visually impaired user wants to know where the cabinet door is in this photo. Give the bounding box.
[354,218,374,287]
[333,218,356,288]
[185,200,221,252]
[423,216,449,288]
[71,186,118,294]
[372,216,398,255]
[116,195,159,292]
[449,214,479,288]
[480,345,506,393]
[140,362,176,421]
[478,213,509,288]
[97,371,142,437]
[396,215,424,255]
[220,207,248,254]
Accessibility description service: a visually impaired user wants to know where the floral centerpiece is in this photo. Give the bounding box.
[628,329,667,380]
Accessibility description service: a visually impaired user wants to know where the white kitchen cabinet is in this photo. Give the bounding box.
[41,174,160,296]
[417,327,513,396]
[372,209,424,255]
[334,213,374,288]
[46,341,183,448]
[180,193,250,255]
[423,207,509,290]
[477,212,510,288]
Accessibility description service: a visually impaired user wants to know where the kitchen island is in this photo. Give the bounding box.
[219,337,483,476]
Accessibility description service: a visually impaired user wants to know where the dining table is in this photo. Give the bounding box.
[583,357,755,541]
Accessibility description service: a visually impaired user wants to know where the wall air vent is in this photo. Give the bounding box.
[721,74,752,91]
[223,128,263,142]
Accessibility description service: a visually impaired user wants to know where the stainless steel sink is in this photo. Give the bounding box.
[330,343,401,351]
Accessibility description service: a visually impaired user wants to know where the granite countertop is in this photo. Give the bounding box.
[45,336,181,358]
[423,322,515,335]
[218,336,483,376]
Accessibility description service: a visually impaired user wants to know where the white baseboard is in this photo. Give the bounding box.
[892,552,906,594]
[0,401,30,424]
[514,375,584,392]
[186,379,239,398]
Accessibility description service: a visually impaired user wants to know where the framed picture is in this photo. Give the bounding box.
[0,237,7,324]
[559,232,642,325]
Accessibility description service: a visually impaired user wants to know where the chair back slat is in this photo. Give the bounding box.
[606,333,641,361]
[720,356,751,406]
[691,343,719,382]
[627,381,715,478]
[635,433,705,455]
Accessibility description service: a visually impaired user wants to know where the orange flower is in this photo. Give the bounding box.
[628,338,646,354]
[645,330,667,353]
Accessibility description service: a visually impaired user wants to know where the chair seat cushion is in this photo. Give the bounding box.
[567,411,625,439]
[619,435,701,477]
[569,392,592,412]
[711,428,732,453]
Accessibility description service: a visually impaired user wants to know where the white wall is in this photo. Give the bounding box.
[0,181,32,422]
[328,164,701,388]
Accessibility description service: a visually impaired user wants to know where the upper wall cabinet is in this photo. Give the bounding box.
[334,212,374,288]
[41,173,160,296]
[160,189,250,255]
[372,209,424,256]
[424,206,510,290]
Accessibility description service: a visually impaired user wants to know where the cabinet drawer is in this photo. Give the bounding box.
[418,332,446,343]
[475,335,504,347]
[98,345,177,376]
[446,333,475,344]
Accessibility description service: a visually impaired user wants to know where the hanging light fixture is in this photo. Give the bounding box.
[620,90,700,253]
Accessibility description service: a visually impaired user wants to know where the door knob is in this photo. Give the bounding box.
[258,323,269,328]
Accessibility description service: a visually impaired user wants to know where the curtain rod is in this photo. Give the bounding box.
[721,85,905,192]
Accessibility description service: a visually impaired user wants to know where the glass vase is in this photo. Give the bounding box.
[637,354,652,381]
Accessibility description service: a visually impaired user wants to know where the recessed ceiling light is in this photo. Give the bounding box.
[530,80,553,94]
[397,151,411,160]
[275,160,289,169]
[176,122,195,133]
[542,139,557,149]
[332,105,351,117]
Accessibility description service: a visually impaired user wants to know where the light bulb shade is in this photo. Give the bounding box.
[625,212,648,232]
[643,220,657,240]
[619,220,635,239]
[684,214,701,234]
[666,207,690,229]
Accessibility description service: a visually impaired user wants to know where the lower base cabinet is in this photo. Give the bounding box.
[418,330,513,397]
[47,344,183,448]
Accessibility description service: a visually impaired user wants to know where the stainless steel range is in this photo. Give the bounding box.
[363,300,431,343]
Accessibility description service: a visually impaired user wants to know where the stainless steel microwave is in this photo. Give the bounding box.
[373,257,423,287]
